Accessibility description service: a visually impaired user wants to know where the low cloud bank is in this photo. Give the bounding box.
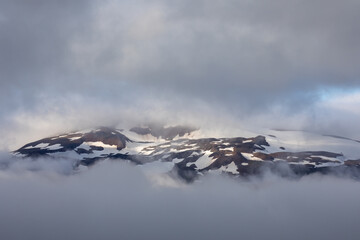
[0,156,359,240]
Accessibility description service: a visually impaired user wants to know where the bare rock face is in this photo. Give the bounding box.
[13,126,360,181]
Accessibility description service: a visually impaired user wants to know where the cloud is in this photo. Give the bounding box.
[1,0,360,148]
[0,159,360,240]
[69,0,360,93]
[0,151,77,176]
[2,0,360,99]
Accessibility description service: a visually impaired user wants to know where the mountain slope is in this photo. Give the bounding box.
[13,126,360,181]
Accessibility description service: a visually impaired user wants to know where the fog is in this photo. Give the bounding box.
[0,158,359,240]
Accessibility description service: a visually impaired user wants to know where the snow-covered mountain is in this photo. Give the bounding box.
[13,126,360,181]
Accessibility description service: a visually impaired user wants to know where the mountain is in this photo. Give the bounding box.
[13,126,360,181]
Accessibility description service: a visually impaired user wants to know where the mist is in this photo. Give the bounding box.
[0,159,359,240]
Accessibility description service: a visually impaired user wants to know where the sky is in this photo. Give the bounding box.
[1,0,360,149]
[1,1,360,239]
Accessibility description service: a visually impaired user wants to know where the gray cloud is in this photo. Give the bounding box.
[0,160,360,240]
[2,0,360,97]
[70,0,360,93]
[1,0,360,147]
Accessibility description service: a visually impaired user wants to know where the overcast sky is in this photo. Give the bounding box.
[1,0,360,148]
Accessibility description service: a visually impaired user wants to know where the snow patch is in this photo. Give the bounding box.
[219,161,238,174]
[75,143,92,151]
[189,151,213,169]
[47,144,63,150]
[220,147,234,151]
[86,141,117,149]
[310,155,342,162]
[69,136,82,141]
[242,153,263,161]
[25,143,49,149]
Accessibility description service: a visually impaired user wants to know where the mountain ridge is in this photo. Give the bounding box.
[13,126,360,181]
